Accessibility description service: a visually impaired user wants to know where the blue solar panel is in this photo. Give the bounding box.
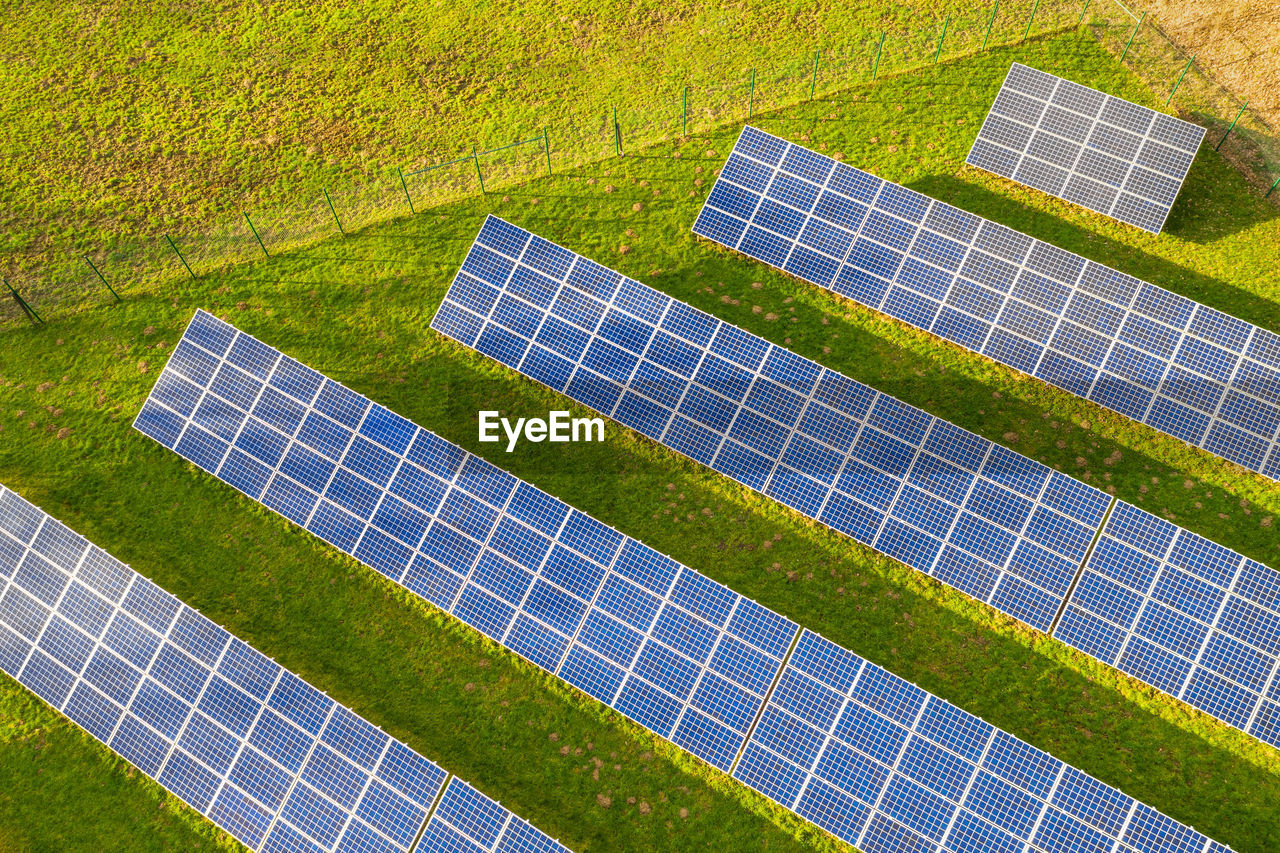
[432,216,1111,634]
[968,64,1205,234]
[734,630,1222,853]
[418,778,565,853]
[694,126,1280,484]
[1055,500,1280,749]
[0,485,568,853]
[135,309,799,775]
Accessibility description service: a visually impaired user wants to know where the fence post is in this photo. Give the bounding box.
[614,106,622,155]
[748,68,756,118]
[1166,56,1194,106]
[472,145,486,193]
[1022,0,1040,40]
[4,278,42,325]
[872,31,885,80]
[397,167,416,214]
[810,50,820,99]
[165,234,196,280]
[543,128,552,175]
[83,256,120,302]
[323,188,345,235]
[1076,0,1091,26]
[1216,101,1248,150]
[934,15,950,63]
[1267,176,1280,199]
[244,212,269,258]
[1120,11,1145,63]
[983,2,999,51]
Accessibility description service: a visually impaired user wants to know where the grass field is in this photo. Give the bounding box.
[0,0,1105,316]
[2,23,1279,853]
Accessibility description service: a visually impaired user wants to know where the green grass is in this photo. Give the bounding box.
[2,28,1280,853]
[0,0,1100,314]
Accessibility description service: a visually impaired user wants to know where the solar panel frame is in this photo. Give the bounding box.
[1054,500,1280,749]
[131,311,1231,853]
[966,63,1205,233]
[693,126,1280,483]
[432,217,1112,634]
[0,484,569,853]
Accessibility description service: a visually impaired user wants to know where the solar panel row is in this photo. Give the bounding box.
[0,484,569,853]
[693,126,1280,482]
[966,64,1205,234]
[740,630,1229,853]
[134,310,1231,853]
[1055,500,1280,748]
[435,217,1114,633]
[432,216,1280,756]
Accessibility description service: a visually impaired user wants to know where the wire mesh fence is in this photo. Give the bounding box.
[2,0,1275,331]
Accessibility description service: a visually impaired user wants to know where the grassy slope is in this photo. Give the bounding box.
[0,0,1076,288]
[2,29,1280,853]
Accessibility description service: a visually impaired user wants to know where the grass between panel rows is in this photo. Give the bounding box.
[1,30,1278,853]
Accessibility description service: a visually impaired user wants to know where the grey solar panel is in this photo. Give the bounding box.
[967,63,1205,233]
[130,311,1230,853]
[431,216,1280,756]
[0,484,569,853]
[694,126,1280,483]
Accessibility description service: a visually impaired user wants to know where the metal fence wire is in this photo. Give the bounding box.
[2,0,1275,329]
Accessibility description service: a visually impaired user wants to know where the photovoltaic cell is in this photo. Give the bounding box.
[1055,500,1280,749]
[433,217,1110,634]
[0,485,567,853]
[694,126,1280,483]
[967,63,1205,233]
[133,313,1229,853]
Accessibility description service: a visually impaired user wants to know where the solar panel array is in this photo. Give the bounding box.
[1055,500,1280,748]
[693,126,1280,482]
[432,217,1280,755]
[133,311,1230,853]
[0,485,569,853]
[966,63,1205,233]
[434,216,1112,634]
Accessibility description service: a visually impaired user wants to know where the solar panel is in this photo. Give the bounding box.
[1055,500,1280,749]
[0,484,569,853]
[432,216,1112,634]
[131,313,1229,853]
[693,126,1280,483]
[967,63,1205,233]
[737,629,1230,853]
[432,217,1280,756]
